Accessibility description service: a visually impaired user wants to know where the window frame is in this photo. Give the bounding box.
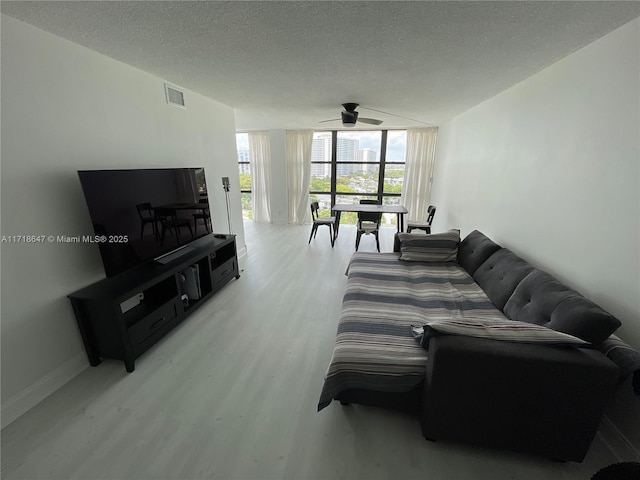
[309,129,406,208]
[236,132,252,220]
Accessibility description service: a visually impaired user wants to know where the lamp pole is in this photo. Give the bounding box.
[222,177,232,234]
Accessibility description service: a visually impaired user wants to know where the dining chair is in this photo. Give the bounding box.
[407,205,436,234]
[309,202,336,247]
[193,199,211,234]
[156,207,194,245]
[356,199,382,252]
[136,203,158,239]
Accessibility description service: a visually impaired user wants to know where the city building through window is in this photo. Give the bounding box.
[310,130,407,224]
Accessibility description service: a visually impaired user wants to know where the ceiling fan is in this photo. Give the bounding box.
[319,103,383,127]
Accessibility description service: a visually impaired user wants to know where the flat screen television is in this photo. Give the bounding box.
[78,168,211,277]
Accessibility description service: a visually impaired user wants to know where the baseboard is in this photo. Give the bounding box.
[597,414,640,462]
[1,353,87,429]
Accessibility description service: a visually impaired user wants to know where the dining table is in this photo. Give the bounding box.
[331,203,409,241]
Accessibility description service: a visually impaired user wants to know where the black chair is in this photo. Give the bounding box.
[155,207,194,245]
[193,199,211,234]
[356,199,382,252]
[309,202,336,247]
[136,203,158,239]
[407,205,436,234]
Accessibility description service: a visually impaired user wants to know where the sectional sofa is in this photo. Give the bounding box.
[318,229,639,462]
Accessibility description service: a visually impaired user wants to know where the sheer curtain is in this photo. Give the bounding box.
[401,127,439,222]
[248,131,272,223]
[285,130,313,224]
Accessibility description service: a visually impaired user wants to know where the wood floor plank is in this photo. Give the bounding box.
[1,222,620,479]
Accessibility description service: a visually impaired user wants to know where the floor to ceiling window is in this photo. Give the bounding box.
[310,130,407,224]
[235,133,252,219]
[237,129,407,224]
[309,131,333,218]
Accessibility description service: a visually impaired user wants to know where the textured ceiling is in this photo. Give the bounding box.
[2,1,639,130]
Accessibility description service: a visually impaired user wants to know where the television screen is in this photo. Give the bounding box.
[78,168,211,277]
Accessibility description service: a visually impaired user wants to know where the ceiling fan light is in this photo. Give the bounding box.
[341,110,358,127]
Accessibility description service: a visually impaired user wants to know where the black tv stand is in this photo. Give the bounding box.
[69,234,240,372]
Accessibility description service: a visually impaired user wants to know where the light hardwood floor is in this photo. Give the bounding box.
[1,222,620,479]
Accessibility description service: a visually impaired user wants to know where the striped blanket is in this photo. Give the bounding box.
[318,252,507,411]
[318,253,640,411]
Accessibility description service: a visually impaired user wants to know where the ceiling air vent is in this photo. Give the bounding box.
[164,83,185,108]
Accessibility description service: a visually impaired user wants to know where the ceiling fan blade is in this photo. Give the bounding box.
[358,117,383,125]
[318,118,341,123]
[359,106,436,126]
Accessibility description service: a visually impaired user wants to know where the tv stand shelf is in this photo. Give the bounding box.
[69,234,240,372]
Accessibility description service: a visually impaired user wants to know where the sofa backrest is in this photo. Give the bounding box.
[504,270,621,345]
[472,248,536,311]
[457,230,502,275]
[458,230,621,344]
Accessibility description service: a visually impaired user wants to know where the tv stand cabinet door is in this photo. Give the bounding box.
[128,297,182,359]
[212,257,238,289]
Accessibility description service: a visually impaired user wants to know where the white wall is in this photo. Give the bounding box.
[0,14,245,426]
[431,18,639,349]
[430,18,640,451]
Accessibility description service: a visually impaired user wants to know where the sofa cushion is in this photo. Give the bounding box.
[457,230,502,275]
[398,229,460,262]
[472,249,535,311]
[504,270,621,344]
[503,270,573,324]
[553,297,622,344]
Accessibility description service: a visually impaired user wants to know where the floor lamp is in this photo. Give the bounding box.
[222,176,232,234]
